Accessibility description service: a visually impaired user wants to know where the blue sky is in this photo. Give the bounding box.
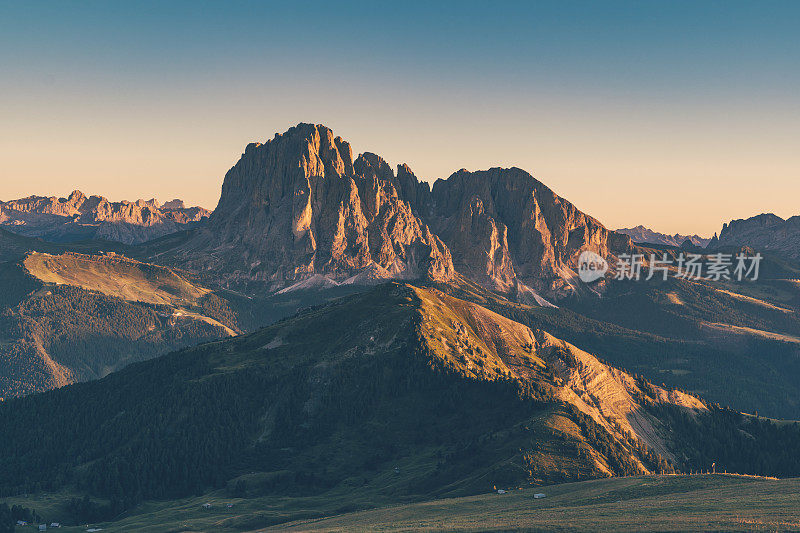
[1,1,798,235]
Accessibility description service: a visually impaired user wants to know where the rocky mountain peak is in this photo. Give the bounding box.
[713,212,800,259]
[67,189,87,203]
[161,123,630,298]
[187,123,454,290]
[429,167,631,296]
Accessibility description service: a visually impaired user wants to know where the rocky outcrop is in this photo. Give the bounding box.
[427,167,632,295]
[4,124,634,298]
[712,213,800,259]
[162,123,631,297]
[172,123,454,290]
[617,225,711,248]
[0,191,210,244]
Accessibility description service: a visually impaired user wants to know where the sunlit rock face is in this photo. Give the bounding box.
[428,167,631,295]
[176,123,454,290]
[164,123,630,297]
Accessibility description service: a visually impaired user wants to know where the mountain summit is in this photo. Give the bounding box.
[429,167,631,296]
[161,123,631,296]
[173,124,454,289]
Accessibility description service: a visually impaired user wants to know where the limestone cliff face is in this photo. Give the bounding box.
[0,190,209,244]
[177,123,454,289]
[163,123,631,297]
[428,167,632,295]
[4,124,632,299]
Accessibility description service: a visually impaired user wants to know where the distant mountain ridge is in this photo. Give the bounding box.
[617,225,711,248]
[0,190,210,244]
[710,213,800,260]
[162,123,632,297]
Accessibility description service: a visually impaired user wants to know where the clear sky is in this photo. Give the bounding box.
[1,1,798,236]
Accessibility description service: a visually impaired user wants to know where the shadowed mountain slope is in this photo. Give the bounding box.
[711,213,800,260]
[0,252,237,398]
[2,282,798,526]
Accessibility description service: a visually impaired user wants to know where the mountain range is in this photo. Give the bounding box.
[0,190,210,244]
[0,123,637,399]
[2,122,800,530]
[616,225,711,248]
[5,123,800,414]
[145,123,632,299]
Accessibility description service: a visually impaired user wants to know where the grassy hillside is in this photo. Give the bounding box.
[0,251,241,398]
[431,273,800,419]
[267,474,800,532]
[24,251,212,308]
[0,226,131,262]
[0,274,231,397]
[557,275,800,418]
[1,248,371,398]
[1,283,800,531]
[0,284,622,503]
[2,474,797,532]
[0,251,247,397]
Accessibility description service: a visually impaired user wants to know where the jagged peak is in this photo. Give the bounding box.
[353,152,394,181]
[162,199,186,210]
[724,213,784,226]
[397,162,414,175]
[184,123,630,297]
[433,166,549,193]
[238,122,354,179]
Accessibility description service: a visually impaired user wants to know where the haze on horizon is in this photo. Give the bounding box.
[1,1,798,236]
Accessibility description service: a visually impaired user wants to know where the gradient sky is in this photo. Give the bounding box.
[1,1,798,236]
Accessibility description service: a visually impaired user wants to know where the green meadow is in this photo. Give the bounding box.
[5,474,798,532]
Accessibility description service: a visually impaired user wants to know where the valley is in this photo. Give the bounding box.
[2,283,800,531]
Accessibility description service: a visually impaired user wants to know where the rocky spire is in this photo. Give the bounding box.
[164,122,630,297]
[186,123,454,289]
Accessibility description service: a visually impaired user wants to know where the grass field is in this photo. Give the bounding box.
[267,474,800,532]
[6,474,799,532]
[23,251,210,307]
